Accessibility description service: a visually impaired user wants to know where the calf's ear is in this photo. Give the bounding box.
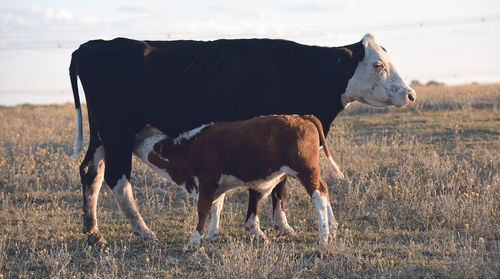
[153,141,164,155]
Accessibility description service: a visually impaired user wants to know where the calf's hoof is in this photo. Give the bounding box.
[329,229,337,239]
[317,236,329,247]
[318,239,328,247]
[205,230,219,242]
[191,230,203,246]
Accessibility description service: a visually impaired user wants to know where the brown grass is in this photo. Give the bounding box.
[0,83,499,278]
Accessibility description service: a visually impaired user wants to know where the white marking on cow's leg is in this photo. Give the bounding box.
[206,194,225,241]
[82,145,106,244]
[112,175,156,241]
[326,202,338,238]
[191,230,203,246]
[311,190,329,246]
[328,156,344,179]
[272,201,296,236]
[88,146,105,221]
[246,213,267,240]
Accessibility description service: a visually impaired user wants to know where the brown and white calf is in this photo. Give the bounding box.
[133,115,344,245]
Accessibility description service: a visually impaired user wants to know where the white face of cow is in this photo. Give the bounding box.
[342,33,416,108]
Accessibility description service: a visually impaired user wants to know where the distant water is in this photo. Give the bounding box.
[0,90,77,106]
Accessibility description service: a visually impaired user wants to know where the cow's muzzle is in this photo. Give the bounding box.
[407,89,416,103]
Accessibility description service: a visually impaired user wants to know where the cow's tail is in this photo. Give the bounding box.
[302,115,344,179]
[70,53,83,160]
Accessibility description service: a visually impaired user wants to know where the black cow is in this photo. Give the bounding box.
[70,33,415,244]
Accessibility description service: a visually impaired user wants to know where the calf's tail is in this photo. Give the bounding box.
[301,115,344,179]
[70,54,83,160]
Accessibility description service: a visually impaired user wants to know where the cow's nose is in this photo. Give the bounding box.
[407,90,416,103]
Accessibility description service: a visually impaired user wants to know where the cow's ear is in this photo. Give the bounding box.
[337,48,353,63]
[362,33,375,48]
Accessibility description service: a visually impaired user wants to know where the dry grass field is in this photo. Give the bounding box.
[0,83,499,278]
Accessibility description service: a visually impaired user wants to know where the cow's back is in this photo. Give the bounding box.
[72,37,359,137]
[141,39,344,136]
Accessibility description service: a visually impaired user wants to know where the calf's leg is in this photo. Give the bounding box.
[271,178,295,236]
[299,172,331,246]
[206,193,225,241]
[192,186,215,245]
[311,190,330,246]
[245,190,267,240]
[321,179,338,237]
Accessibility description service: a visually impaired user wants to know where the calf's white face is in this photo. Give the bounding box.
[343,33,416,108]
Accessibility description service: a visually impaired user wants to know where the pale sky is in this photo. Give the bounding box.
[1,0,499,105]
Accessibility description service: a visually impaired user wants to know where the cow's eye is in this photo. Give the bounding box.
[373,62,384,71]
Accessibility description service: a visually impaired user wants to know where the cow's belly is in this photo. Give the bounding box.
[215,166,298,198]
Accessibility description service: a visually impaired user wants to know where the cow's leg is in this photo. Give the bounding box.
[192,187,215,246]
[205,193,225,241]
[321,179,337,237]
[245,190,267,240]
[271,178,296,236]
[104,138,156,241]
[299,172,330,246]
[80,138,106,245]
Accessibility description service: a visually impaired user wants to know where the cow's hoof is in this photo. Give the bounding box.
[87,232,107,245]
[249,228,267,241]
[276,225,297,237]
[334,170,345,180]
[134,229,157,241]
[145,231,157,241]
